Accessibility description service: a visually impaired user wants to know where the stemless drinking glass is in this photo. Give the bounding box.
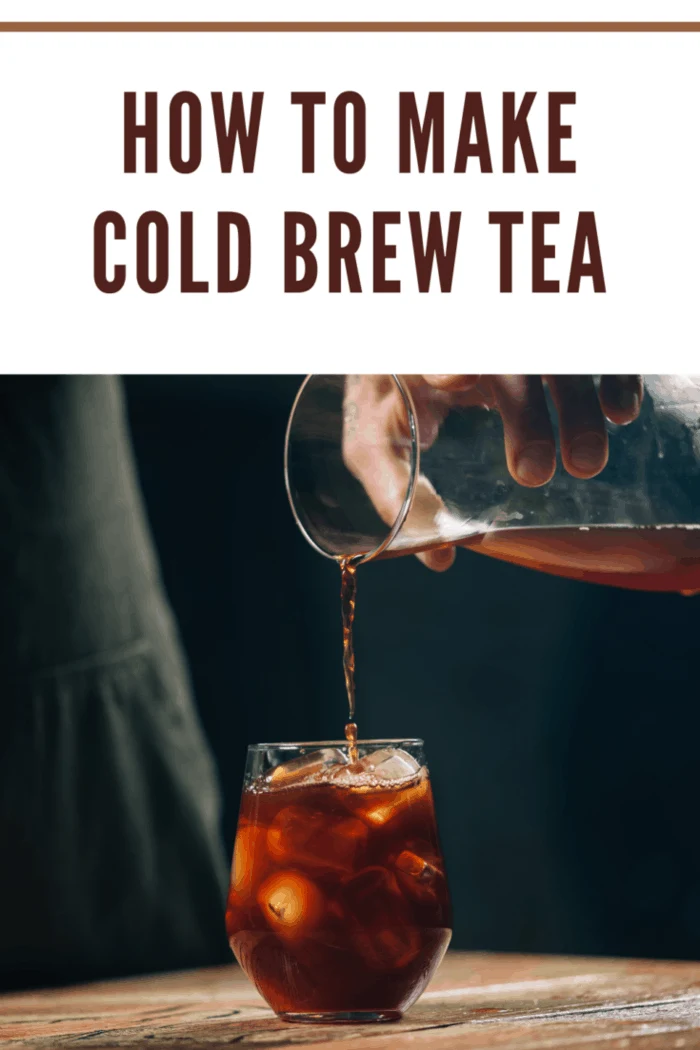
[284,374,700,591]
[226,739,452,1023]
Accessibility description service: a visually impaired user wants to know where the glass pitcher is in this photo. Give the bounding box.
[284,375,700,593]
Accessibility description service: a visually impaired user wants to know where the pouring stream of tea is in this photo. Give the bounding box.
[340,556,359,762]
[338,525,699,765]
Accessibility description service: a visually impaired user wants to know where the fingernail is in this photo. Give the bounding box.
[570,432,606,475]
[515,442,554,486]
[619,389,640,418]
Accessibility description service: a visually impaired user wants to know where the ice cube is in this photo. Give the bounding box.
[257,870,324,940]
[342,866,420,970]
[266,747,348,787]
[396,849,440,881]
[353,747,421,783]
[267,806,366,872]
[394,848,443,903]
[231,820,268,899]
[351,774,430,829]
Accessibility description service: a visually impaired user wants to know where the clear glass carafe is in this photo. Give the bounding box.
[284,375,700,592]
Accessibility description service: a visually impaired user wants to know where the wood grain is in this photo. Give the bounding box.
[1,952,700,1048]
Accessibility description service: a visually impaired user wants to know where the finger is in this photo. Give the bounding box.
[343,377,455,571]
[402,378,450,449]
[488,375,556,487]
[598,375,643,426]
[416,545,457,572]
[416,374,496,412]
[545,375,608,479]
[422,374,481,392]
[343,399,413,529]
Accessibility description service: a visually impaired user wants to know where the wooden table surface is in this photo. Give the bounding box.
[2,952,700,1049]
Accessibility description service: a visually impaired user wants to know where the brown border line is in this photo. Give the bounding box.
[0,21,699,32]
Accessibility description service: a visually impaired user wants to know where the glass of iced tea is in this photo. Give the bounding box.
[226,739,452,1023]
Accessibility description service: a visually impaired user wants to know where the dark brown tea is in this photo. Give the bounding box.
[461,524,700,594]
[340,556,359,760]
[226,753,451,1020]
[226,546,451,1021]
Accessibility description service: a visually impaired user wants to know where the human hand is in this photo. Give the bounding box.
[342,375,643,572]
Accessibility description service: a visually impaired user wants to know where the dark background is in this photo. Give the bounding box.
[125,375,700,962]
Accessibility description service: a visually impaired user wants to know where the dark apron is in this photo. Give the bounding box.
[0,377,229,988]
